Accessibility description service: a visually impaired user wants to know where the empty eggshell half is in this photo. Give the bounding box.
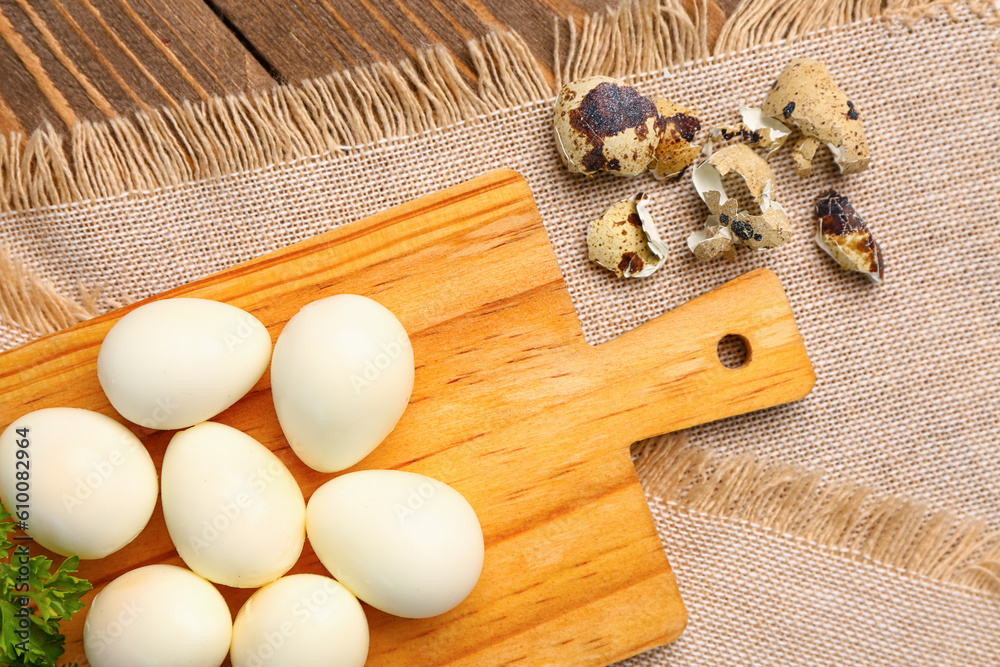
[687,224,736,261]
[97,298,271,430]
[271,294,414,473]
[161,422,305,588]
[553,76,661,177]
[0,407,157,559]
[759,58,870,174]
[587,192,668,278]
[84,564,232,667]
[814,190,884,283]
[307,470,484,619]
[230,574,369,667]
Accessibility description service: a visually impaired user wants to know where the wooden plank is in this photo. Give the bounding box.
[207,0,730,88]
[0,1,742,137]
[0,0,275,135]
[0,169,814,665]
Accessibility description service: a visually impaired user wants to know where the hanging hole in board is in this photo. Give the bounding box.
[717,334,750,369]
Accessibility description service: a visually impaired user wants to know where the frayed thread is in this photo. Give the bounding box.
[0,32,549,216]
[633,435,1000,596]
[0,242,96,336]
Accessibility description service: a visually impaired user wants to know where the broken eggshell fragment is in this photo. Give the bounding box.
[687,223,736,261]
[759,58,870,174]
[553,76,660,177]
[648,98,701,180]
[711,103,791,154]
[814,190,884,283]
[790,136,821,177]
[688,144,792,258]
[694,144,773,205]
[587,193,668,278]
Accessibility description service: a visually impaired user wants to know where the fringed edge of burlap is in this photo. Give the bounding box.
[712,0,1000,58]
[633,434,1000,596]
[0,31,553,217]
[6,0,994,219]
[0,241,97,336]
[555,0,999,85]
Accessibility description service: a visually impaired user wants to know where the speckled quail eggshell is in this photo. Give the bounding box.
[84,564,232,667]
[587,194,666,278]
[161,422,305,588]
[760,58,870,174]
[230,574,369,667]
[306,470,484,619]
[688,224,736,261]
[553,76,660,177]
[648,98,701,180]
[696,143,775,205]
[588,200,658,277]
[691,145,793,255]
[736,103,791,151]
[740,203,793,251]
[0,407,157,559]
[271,294,414,473]
[814,190,884,283]
[97,298,271,430]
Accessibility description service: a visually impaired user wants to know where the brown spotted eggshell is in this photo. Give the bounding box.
[761,58,870,174]
[587,195,666,278]
[553,76,660,177]
[648,98,701,180]
[814,190,884,283]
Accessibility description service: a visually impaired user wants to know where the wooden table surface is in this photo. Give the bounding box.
[0,0,736,138]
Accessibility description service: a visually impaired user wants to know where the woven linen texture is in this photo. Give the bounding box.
[0,5,997,664]
[624,498,1000,666]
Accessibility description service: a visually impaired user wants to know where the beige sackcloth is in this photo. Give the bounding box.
[2,0,998,663]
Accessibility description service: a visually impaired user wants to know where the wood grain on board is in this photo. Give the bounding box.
[0,169,814,665]
[0,0,273,136]
[208,0,730,87]
[0,0,738,137]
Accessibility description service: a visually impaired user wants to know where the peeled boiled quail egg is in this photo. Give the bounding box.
[230,574,369,667]
[271,294,414,473]
[97,298,271,430]
[306,470,484,619]
[161,422,305,588]
[0,407,157,559]
[83,564,232,667]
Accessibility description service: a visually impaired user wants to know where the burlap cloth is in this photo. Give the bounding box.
[1,0,998,663]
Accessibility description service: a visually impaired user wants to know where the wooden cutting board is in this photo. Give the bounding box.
[0,168,814,666]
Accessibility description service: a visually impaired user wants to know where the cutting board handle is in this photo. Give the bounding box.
[583,268,815,443]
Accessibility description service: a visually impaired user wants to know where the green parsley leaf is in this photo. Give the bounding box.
[0,506,91,667]
[0,507,13,556]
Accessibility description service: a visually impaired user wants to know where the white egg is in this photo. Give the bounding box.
[230,574,369,667]
[271,294,414,473]
[161,422,305,588]
[84,564,232,667]
[97,298,272,430]
[0,407,157,559]
[306,470,484,618]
